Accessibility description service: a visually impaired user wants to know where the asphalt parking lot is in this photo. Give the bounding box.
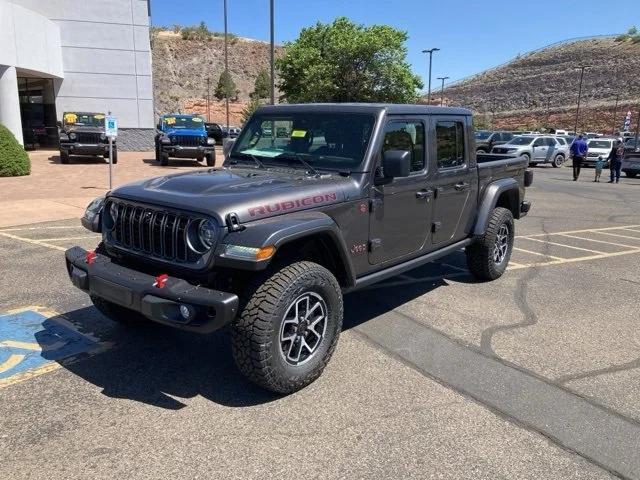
[1,164,640,479]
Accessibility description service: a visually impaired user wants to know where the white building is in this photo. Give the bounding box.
[0,0,154,150]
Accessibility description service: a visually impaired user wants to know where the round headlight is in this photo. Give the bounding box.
[69,132,77,141]
[198,220,216,250]
[109,202,119,222]
[100,133,106,141]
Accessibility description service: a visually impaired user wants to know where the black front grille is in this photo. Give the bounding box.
[106,200,201,263]
[172,135,203,147]
[76,132,103,143]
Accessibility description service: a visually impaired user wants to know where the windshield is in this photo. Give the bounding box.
[588,140,612,149]
[475,131,491,140]
[63,112,104,127]
[506,136,534,146]
[163,116,205,130]
[230,112,376,171]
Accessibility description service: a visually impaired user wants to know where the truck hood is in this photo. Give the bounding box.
[109,167,354,225]
[164,128,206,137]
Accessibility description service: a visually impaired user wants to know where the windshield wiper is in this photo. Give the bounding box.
[231,153,265,169]
[278,154,319,176]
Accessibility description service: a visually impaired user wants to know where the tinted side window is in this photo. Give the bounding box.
[533,138,544,147]
[503,133,514,141]
[382,121,425,172]
[545,137,556,146]
[436,121,466,169]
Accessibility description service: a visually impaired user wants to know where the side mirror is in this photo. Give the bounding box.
[223,138,236,158]
[382,150,411,178]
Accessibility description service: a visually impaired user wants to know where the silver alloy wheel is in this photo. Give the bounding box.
[279,292,328,366]
[493,223,510,265]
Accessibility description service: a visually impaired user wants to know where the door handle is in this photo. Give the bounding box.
[416,189,433,199]
[454,182,469,191]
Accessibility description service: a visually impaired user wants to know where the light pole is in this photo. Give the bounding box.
[573,65,589,135]
[270,0,275,105]
[223,0,229,130]
[422,48,440,104]
[436,76,449,106]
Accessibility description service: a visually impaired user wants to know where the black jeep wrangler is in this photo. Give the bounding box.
[58,112,116,164]
[66,104,532,394]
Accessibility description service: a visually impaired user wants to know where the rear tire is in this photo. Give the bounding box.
[466,207,514,281]
[231,261,343,394]
[90,295,148,326]
[626,172,637,178]
[60,150,70,164]
[552,154,564,168]
[205,151,215,167]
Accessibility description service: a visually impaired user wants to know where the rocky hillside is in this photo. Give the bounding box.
[152,31,283,125]
[438,36,640,132]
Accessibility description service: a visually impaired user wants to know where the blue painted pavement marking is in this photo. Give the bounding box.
[0,309,98,383]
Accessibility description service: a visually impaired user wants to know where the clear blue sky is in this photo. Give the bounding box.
[150,0,637,88]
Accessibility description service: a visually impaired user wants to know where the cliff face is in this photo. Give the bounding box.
[436,37,640,131]
[152,31,283,125]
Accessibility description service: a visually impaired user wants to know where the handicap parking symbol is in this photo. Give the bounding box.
[0,308,100,387]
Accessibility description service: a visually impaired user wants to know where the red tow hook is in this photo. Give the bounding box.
[153,273,169,289]
[85,250,97,265]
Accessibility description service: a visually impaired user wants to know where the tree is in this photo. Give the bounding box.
[276,17,423,103]
[0,124,30,177]
[251,70,270,100]
[241,96,263,125]
[214,70,236,100]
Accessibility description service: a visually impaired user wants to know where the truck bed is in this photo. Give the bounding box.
[476,153,529,211]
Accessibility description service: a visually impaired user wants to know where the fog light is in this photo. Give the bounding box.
[179,304,193,320]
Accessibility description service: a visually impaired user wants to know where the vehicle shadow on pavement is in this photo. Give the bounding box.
[55,307,278,410]
[55,258,473,410]
[48,155,110,165]
[141,158,204,168]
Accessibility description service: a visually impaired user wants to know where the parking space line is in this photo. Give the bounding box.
[517,224,640,239]
[507,248,640,270]
[0,231,66,252]
[520,237,605,254]
[0,225,85,233]
[591,231,640,241]
[558,234,640,249]
[513,247,565,260]
[620,228,640,233]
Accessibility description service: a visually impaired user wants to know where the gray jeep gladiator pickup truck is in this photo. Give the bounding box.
[65,104,532,393]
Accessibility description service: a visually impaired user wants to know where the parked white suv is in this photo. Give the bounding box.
[585,138,614,167]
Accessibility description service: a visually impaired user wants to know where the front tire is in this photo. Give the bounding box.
[205,151,215,166]
[626,172,637,178]
[521,153,531,164]
[466,207,515,281]
[60,150,70,164]
[231,261,343,394]
[552,154,564,168]
[159,149,169,166]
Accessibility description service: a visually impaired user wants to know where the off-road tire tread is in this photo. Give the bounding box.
[231,261,343,394]
[466,207,514,281]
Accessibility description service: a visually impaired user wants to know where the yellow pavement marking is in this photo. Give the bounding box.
[0,226,85,232]
[513,247,565,261]
[0,354,26,374]
[0,231,66,251]
[0,340,41,351]
[0,363,61,389]
[517,224,640,238]
[43,236,98,242]
[558,234,640,250]
[591,231,640,241]
[520,237,604,254]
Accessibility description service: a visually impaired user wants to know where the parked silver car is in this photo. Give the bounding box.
[491,135,566,167]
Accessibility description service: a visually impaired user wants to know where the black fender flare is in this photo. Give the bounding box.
[215,211,356,286]
[472,178,520,236]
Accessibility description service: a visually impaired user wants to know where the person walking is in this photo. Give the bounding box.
[607,139,624,183]
[570,134,588,181]
[594,156,604,182]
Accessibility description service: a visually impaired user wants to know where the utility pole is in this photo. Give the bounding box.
[270,0,275,105]
[206,77,210,122]
[422,48,440,104]
[573,65,589,135]
[612,93,619,135]
[437,76,449,106]
[635,105,640,148]
[224,0,229,130]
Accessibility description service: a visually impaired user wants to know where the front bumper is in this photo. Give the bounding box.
[60,143,110,156]
[65,247,239,333]
[584,156,609,167]
[162,145,214,158]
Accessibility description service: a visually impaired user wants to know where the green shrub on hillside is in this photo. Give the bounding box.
[0,124,30,177]
[615,26,640,43]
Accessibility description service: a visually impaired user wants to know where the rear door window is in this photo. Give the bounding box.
[436,121,466,169]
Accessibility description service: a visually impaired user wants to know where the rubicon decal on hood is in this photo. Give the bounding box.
[249,193,338,217]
